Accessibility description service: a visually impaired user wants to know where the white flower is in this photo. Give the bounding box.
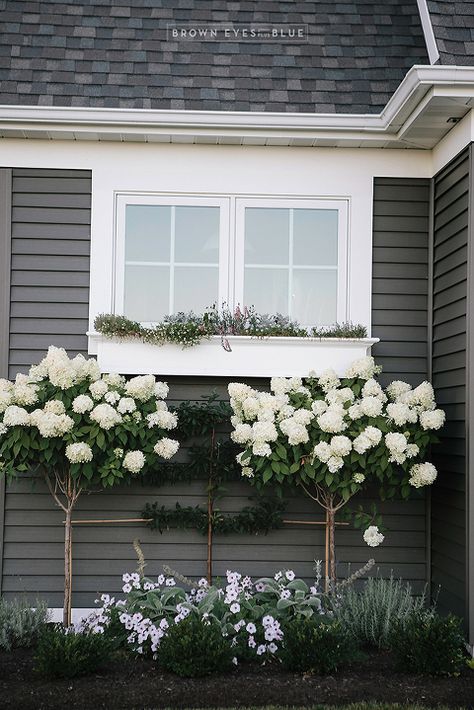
[327,455,344,473]
[411,381,435,410]
[117,397,136,414]
[0,390,13,413]
[242,396,260,419]
[313,441,331,464]
[345,356,381,381]
[90,403,122,430]
[72,394,94,414]
[241,467,254,478]
[13,383,38,406]
[125,375,156,402]
[65,442,93,464]
[348,403,363,420]
[311,400,327,416]
[114,448,124,458]
[228,382,252,402]
[360,396,383,418]
[406,443,419,458]
[419,409,445,431]
[154,381,169,399]
[317,408,346,433]
[104,391,121,405]
[236,451,251,467]
[89,380,109,400]
[279,418,309,445]
[231,423,252,444]
[363,525,384,547]
[353,473,365,484]
[385,432,407,453]
[123,450,146,474]
[386,402,417,426]
[3,405,30,426]
[285,570,295,581]
[147,410,178,430]
[318,369,340,392]
[293,409,314,425]
[365,426,382,445]
[154,438,179,460]
[409,462,437,488]
[353,432,372,454]
[330,435,352,457]
[246,622,256,634]
[103,373,125,387]
[268,642,278,654]
[387,380,412,401]
[230,602,240,614]
[362,378,386,400]
[270,377,292,395]
[0,378,13,392]
[0,423,7,436]
[44,400,65,416]
[256,644,266,656]
[30,410,73,437]
[326,388,354,406]
[251,421,278,442]
[252,441,272,457]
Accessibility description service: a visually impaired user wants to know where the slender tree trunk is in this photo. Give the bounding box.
[64,504,73,627]
[327,504,336,587]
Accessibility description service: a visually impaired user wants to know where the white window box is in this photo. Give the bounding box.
[88,333,379,378]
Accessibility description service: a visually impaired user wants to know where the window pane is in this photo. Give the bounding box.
[245,208,289,265]
[244,268,288,314]
[175,207,220,264]
[174,266,219,314]
[293,209,338,266]
[125,206,171,262]
[124,265,169,322]
[292,269,337,326]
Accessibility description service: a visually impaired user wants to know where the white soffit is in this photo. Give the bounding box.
[0,67,474,149]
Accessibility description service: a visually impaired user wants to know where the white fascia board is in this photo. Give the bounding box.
[416,0,440,65]
[0,66,474,145]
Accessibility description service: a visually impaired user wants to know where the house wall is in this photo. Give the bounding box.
[0,166,431,610]
[431,147,470,621]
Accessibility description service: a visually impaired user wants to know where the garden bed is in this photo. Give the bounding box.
[0,647,472,710]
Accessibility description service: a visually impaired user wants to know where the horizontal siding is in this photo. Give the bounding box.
[431,149,468,619]
[8,168,91,378]
[371,177,430,387]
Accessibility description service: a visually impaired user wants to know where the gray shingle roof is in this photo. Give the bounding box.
[0,1,429,113]
[427,1,474,64]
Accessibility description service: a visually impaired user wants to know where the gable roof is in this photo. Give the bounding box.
[0,0,429,114]
[426,1,474,64]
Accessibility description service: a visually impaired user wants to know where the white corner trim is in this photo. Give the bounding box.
[0,66,473,146]
[416,0,440,65]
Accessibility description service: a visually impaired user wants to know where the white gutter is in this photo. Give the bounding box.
[0,66,473,143]
[416,0,440,65]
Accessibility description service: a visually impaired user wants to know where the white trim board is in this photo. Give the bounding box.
[416,0,440,65]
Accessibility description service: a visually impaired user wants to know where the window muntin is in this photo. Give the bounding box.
[115,195,347,328]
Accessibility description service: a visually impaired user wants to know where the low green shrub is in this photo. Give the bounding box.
[157,614,234,677]
[333,576,426,649]
[279,617,358,674]
[0,598,49,651]
[35,624,113,678]
[390,611,466,676]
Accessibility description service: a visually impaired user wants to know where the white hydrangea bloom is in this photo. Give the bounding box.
[65,442,93,464]
[318,369,340,392]
[231,423,252,444]
[32,411,74,438]
[103,373,125,388]
[228,382,252,402]
[353,426,381,454]
[386,380,412,401]
[385,432,408,463]
[419,409,445,431]
[363,525,384,547]
[386,402,417,426]
[311,400,327,417]
[330,435,352,457]
[90,403,122,430]
[241,466,254,478]
[252,421,278,443]
[410,381,436,411]
[362,378,386,400]
[252,441,272,457]
[270,377,292,395]
[0,390,13,413]
[406,443,419,458]
[117,397,136,414]
[353,473,365,484]
[257,407,275,422]
[3,405,30,427]
[146,410,177,430]
[279,419,309,445]
[154,381,169,399]
[71,354,101,383]
[345,356,380,381]
[292,409,314,425]
[365,426,383,445]
[89,380,109,400]
[125,375,156,402]
[327,455,344,473]
[0,378,13,392]
[326,388,354,406]
[313,441,331,463]
[153,438,179,460]
[277,404,296,421]
[230,415,242,428]
[242,396,260,419]
[0,423,8,436]
[44,400,66,416]
[236,451,251,467]
[104,391,121,405]
[317,408,346,434]
[13,383,38,406]
[348,403,363,420]
[409,462,437,488]
[360,396,384,418]
[72,394,94,414]
[123,450,146,473]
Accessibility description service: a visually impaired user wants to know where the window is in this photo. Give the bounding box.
[115,194,347,327]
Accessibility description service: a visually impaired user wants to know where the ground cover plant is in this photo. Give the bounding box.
[0,598,49,651]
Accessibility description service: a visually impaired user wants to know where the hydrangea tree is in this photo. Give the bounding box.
[228,356,445,585]
[0,346,180,625]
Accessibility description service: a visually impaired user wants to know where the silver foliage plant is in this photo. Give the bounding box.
[0,598,49,651]
[332,575,427,649]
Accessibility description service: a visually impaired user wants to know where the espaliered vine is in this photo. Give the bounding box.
[141,395,285,580]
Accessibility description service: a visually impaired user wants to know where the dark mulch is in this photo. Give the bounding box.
[0,647,472,710]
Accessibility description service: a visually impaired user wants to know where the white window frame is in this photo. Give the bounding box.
[114,193,231,322]
[234,197,349,326]
[114,193,348,327]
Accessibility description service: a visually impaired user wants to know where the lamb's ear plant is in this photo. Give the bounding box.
[0,346,180,626]
[0,598,49,651]
[228,357,445,584]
